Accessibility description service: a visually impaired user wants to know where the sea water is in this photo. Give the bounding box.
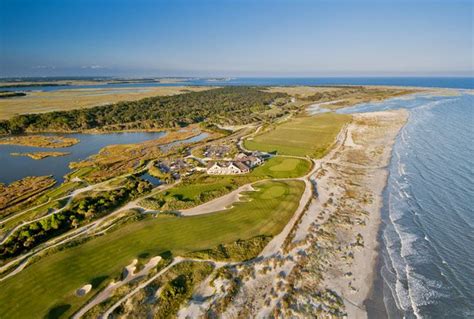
[339,92,474,318]
[4,77,473,92]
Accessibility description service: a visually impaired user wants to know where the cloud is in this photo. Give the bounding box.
[32,65,56,69]
[81,65,105,69]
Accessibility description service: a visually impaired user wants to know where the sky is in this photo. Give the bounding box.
[0,0,472,77]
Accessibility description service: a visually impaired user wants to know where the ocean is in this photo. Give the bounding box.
[339,92,474,318]
[3,77,473,91]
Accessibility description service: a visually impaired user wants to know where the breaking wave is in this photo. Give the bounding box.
[344,92,474,318]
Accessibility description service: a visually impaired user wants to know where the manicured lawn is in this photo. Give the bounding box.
[250,156,311,178]
[244,113,351,158]
[0,180,305,319]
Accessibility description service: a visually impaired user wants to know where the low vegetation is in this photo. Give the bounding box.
[140,174,256,211]
[269,85,416,109]
[10,151,70,160]
[250,156,311,178]
[0,176,56,216]
[187,235,271,261]
[245,112,351,157]
[69,128,203,182]
[0,91,26,98]
[0,135,79,147]
[113,261,214,319]
[305,86,417,110]
[0,177,152,260]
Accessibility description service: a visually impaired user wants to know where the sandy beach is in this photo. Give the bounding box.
[318,110,409,318]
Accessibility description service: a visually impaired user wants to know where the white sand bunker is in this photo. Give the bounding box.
[76,284,92,297]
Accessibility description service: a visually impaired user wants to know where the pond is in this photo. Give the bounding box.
[139,172,162,187]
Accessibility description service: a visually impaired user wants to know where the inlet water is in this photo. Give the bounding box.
[0,132,166,184]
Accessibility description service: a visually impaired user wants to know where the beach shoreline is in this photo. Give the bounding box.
[316,109,408,318]
[364,220,389,319]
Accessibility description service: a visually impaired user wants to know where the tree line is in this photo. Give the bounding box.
[0,87,287,134]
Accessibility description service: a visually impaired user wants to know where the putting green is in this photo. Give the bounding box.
[269,158,301,172]
[250,156,311,178]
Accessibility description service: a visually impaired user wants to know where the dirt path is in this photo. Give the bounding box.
[237,125,262,153]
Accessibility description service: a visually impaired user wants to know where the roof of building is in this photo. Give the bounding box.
[233,161,250,171]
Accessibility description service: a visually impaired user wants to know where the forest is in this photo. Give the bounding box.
[0,87,287,134]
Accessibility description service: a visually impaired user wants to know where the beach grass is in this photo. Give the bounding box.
[244,113,351,158]
[0,180,304,318]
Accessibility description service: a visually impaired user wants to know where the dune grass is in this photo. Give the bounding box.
[244,113,351,158]
[0,180,304,319]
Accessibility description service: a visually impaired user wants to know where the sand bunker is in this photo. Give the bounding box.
[76,284,92,297]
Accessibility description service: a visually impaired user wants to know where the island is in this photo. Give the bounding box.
[0,135,79,148]
[10,151,70,160]
[0,85,425,318]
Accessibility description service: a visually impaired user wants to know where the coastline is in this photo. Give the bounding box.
[318,109,408,318]
[364,113,411,319]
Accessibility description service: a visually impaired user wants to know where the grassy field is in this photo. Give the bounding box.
[250,156,311,178]
[244,113,351,158]
[0,180,304,318]
[0,86,211,120]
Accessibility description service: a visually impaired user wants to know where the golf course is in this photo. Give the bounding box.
[245,113,351,157]
[0,180,305,318]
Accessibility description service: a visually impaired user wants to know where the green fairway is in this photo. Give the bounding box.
[244,113,351,158]
[0,180,304,319]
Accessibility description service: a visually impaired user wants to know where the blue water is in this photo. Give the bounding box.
[0,130,210,184]
[3,77,473,92]
[340,93,474,318]
[139,172,162,186]
[0,132,166,184]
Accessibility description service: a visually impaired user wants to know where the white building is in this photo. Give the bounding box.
[206,161,250,175]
